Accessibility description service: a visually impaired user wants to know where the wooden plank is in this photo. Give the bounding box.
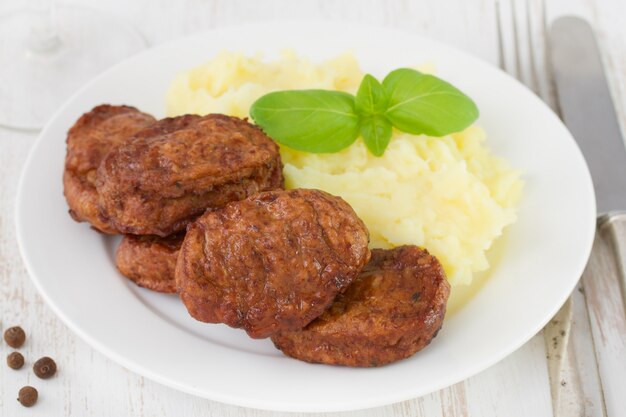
[544,288,607,417]
[582,215,626,417]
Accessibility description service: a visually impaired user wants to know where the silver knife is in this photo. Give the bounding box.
[551,16,626,417]
[551,17,626,215]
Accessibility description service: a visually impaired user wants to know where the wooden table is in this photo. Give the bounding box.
[1,0,625,415]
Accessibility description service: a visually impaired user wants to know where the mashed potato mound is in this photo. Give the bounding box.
[166,51,523,287]
[167,50,362,118]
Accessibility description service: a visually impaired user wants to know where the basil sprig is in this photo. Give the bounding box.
[250,68,478,156]
[355,75,392,156]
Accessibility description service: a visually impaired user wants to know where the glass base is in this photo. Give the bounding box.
[0,6,146,130]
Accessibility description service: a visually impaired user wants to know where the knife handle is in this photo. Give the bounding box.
[581,213,626,416]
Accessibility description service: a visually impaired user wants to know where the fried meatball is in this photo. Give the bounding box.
[96,114,284,237]
[271,246,450,367]
[176,189,371,339]
[115,233,184,293]
[63,105,156,233]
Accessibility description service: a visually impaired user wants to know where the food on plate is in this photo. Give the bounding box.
[115,234,184,293]
[96,114,284,236]
[249,68,479,156]
[58,49,520,367]
[166,50,362,118]
[166,51,523,287]
[63,105,156,233]
[63,109,286,292]
[175,188,371,339]
[282,126,522,288]
[271,246,450,367]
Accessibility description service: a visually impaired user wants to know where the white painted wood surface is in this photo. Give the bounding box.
[1,0,625,416]
[582,215,626,417]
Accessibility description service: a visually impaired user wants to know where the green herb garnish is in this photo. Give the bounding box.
[250,68,478,156]
[355,74,392,156]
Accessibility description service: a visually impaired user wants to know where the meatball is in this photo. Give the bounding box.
[63,105,156,233]
[96,114,284,236]
[115,233,184,293]
[175,189,371,339]
[271,246,450,367]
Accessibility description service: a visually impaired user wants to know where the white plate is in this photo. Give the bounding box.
[16,21,596,412]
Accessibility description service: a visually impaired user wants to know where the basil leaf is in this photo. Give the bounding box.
[383,68,479,136]
[250,90,360,153]
[355,74,388,116]
[360,115,393,157]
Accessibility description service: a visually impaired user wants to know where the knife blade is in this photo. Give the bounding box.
[551,16,626,215]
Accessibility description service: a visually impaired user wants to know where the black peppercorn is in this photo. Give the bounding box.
[33,356,57,379]
[7,352,24,370]
[18,386,38,407]
[3,326,26,348]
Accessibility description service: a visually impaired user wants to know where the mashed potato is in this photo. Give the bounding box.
[167,50,363,118]
[166,51,523,287]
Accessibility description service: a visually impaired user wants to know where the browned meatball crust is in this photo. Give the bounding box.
[115,233,184,293]
[96,114,284,237]
[271,246,450,367]
[63,105,156,233]
[175,189,371,339]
